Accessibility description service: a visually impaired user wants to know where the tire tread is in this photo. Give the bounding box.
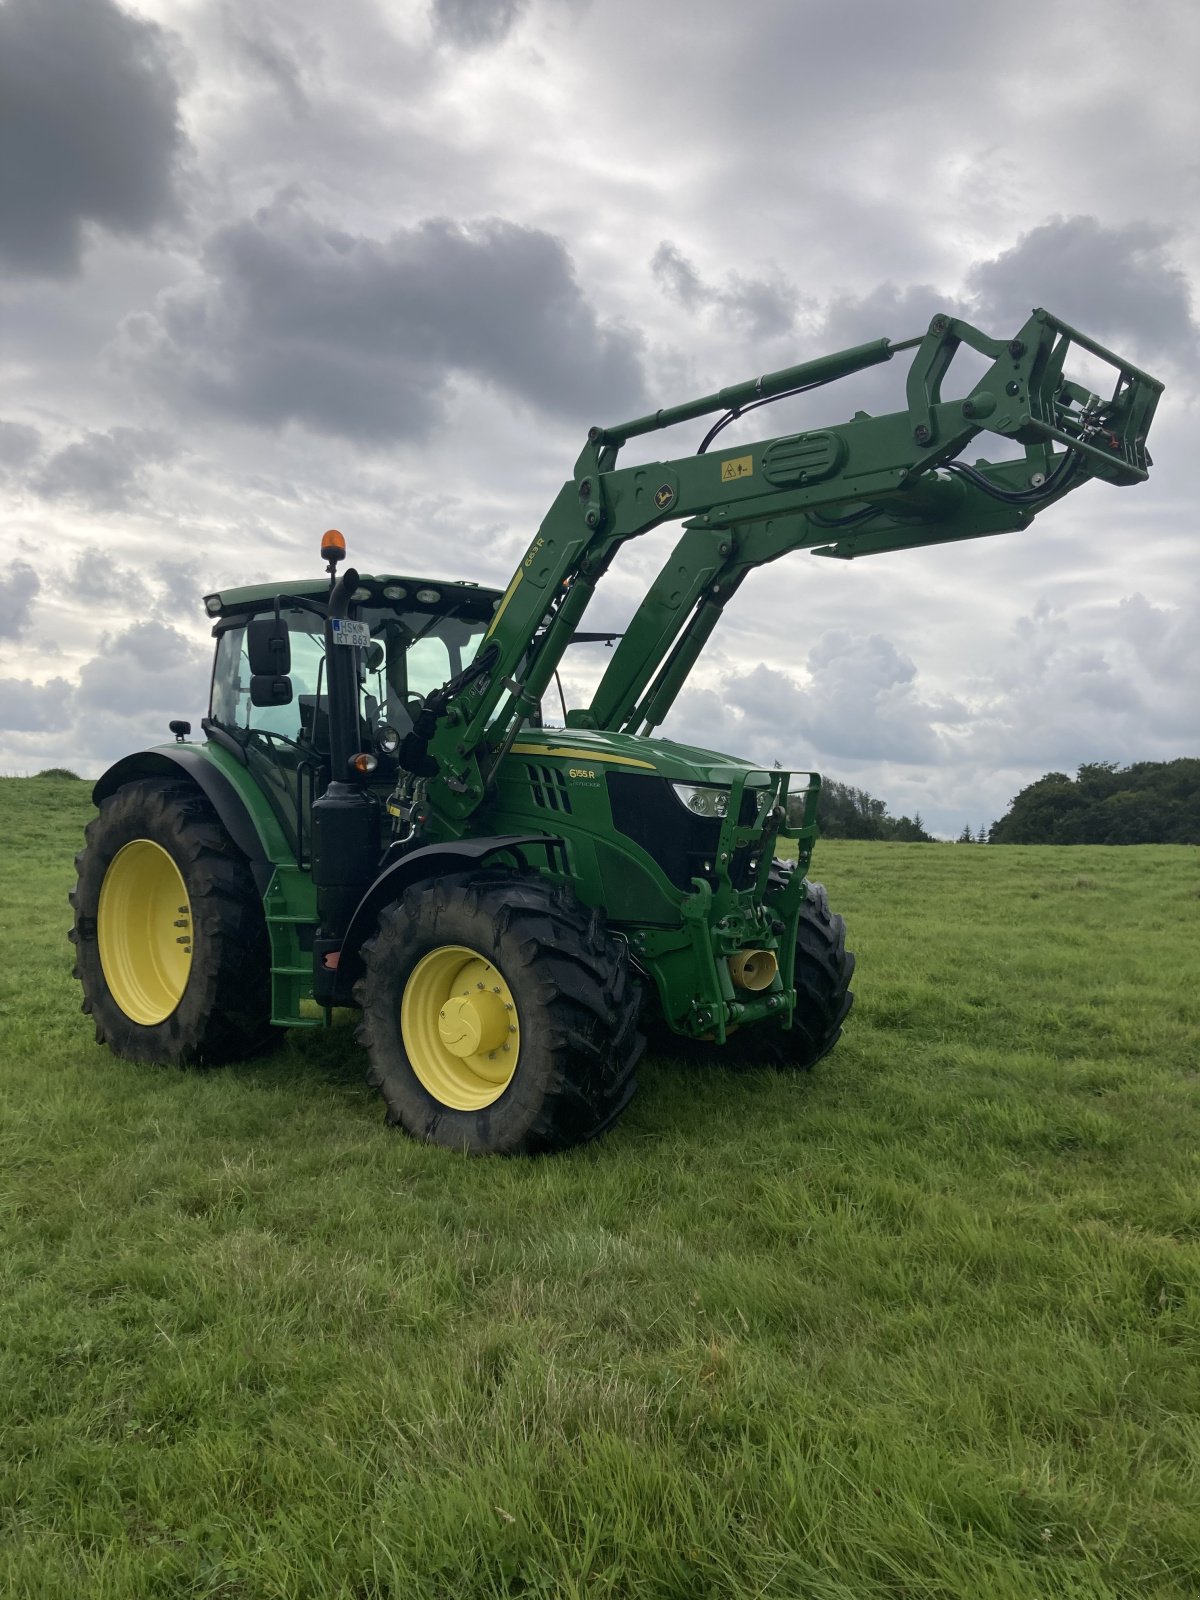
[354,870,642,1154]
[70,779,274,1066]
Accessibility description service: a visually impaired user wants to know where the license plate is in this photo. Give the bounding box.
[331,618,371,648]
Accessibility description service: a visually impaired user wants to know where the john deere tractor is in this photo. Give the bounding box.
[71,309,1161,1152]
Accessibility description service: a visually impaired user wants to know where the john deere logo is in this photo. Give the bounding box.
[653,483,675,510]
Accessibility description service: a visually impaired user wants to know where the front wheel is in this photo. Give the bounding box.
[774,877,855,1068]
[355,871,643,1154]
[70,780,274,1065]
[653,873,854,1069]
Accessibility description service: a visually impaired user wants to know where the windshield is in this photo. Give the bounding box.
[210,604,493,748]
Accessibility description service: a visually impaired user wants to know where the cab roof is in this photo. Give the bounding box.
[203,574,504,622]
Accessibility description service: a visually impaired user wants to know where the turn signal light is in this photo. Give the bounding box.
[321,528,346,564]
[349,752,377,776]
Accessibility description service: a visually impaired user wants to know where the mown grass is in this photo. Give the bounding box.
[2,775,1198,1599]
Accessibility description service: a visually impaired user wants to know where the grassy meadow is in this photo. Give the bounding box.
[2,773,1199,1599]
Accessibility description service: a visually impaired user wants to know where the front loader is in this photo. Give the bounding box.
[71,308,1162,1152]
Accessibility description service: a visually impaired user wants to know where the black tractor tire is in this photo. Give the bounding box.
[773,876,855,1069]
[648,870,854,1069]
[354,870,643,1155]
[70,779,274,1066]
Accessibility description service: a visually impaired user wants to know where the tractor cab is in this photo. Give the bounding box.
[202,575,504,858]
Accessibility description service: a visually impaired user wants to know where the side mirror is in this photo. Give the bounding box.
[250,674,294,707]
[247,616,291,676]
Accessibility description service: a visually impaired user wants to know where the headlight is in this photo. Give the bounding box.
[671,783,729,820]
[375,723,401,755]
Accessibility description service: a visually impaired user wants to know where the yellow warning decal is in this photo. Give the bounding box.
[510,743,656,770]
[484,568,522,638]
[720,454,753,483]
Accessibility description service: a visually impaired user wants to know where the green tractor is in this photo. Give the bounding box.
[71,309,1161,1153]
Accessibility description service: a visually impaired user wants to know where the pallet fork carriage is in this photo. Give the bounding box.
[72,308,1162,1152]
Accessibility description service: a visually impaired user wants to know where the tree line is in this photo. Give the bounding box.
[815,778,933,842]
[987,760,1200,845]
[817,759,1199,845]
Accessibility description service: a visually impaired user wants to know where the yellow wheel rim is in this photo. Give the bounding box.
[97,841,193,1026]
[401,944,521,1111]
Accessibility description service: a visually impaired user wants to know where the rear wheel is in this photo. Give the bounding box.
[355,871,643,1154]
[70,780,274,1065]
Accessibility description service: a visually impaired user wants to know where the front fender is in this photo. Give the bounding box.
[332,833,560,1001]
[93,746,279,895]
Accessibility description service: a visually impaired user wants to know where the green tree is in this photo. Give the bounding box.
[990,759,1200,844]
[817,779,933,842]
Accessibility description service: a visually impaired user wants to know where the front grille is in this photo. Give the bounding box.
[606,774,762,892]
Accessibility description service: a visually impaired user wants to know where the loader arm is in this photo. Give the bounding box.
[419,307,1160,822]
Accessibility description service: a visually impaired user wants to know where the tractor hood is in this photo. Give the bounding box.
[505,725,808,789]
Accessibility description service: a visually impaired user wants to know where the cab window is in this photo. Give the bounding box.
[211,621,327,745]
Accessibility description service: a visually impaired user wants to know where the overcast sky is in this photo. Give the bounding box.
[1,0,1196,835]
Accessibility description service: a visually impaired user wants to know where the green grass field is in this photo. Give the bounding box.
[2,775,1198,1599]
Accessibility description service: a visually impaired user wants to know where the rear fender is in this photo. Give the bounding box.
[93,748,277,895]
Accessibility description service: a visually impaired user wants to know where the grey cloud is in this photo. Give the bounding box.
[722,274,797,342]
[33,428,177,511]
[663,629,960,768]
[61,553,205,625]
[75,621,209,719]
[431,0,527,49]
[652,243,706,311]
[223,5,313,118]
[776,282,970,428]
[655,582,1198,837]
[652,241,797,340]
[122,196,646,440]
[769,219,1196,433]
[738,0,1000,109]
[753,633,956,764]
[0,676,75,733]
[821,282,955,350]
[926,589,1198,783]
[1115,591,1200,683]
[765,225,1192,437]
[0,622,208,769]
[0,562,42,639]
[0,0,185,278]
[67,553,154,613]
[0,420,42,471]
[969,217,1199,370]
[152,561,207,619]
